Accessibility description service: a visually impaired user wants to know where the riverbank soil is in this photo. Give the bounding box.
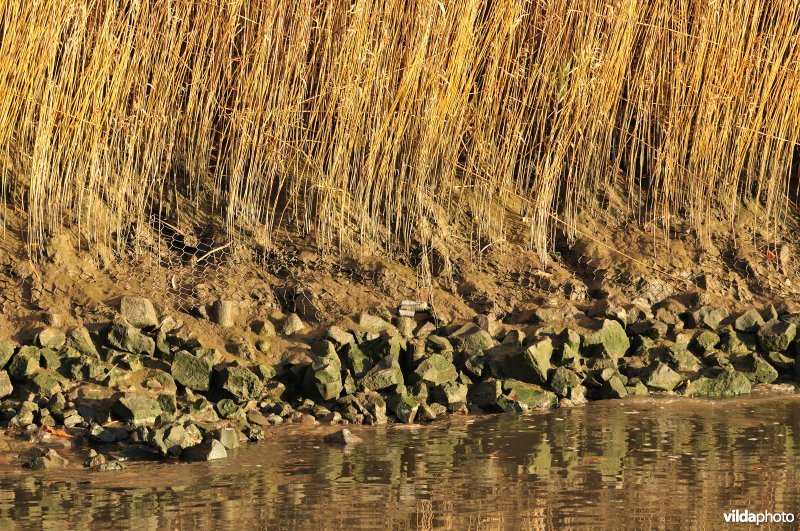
[0,196,799,469]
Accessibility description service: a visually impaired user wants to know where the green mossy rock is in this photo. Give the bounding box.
[686,368,751,397]
[8,346,40,381]
[581,319,630,359]
[107,322,155,356]
[171,350,213,391]
[758,319,796,352]
[359,356,403,391]
[502,379,557,410]
[550,366,582,398]
[643,361,683,391]
[215,366,264,403]
[414,354,458,386]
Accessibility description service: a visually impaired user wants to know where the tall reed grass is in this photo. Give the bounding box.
[1,0,798,267]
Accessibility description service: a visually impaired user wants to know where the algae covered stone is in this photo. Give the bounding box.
[414,354,458,386]
[643,361,683,391]
[758,319,796,352]
[686,368,751,397]
[171,350,213,391]
[215,365,264,402]
[581,319,630,359]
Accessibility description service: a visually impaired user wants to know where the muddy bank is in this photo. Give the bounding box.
[0,294,799,470]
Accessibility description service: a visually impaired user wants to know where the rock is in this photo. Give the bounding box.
[303,341,343,401]
[30,370,63,399]
[326,325,355,347]
[665,344,701,372]
[7,346,40,381]
[360,334,405,361]
[758,319,796,352]
[324,428,363,445]
[9,401,38,427]
[359,356,403,391]
[414,354,458,386]
[158,423,203,456]
[687,368,752,397]
[766,351,794,373]
[601,375,628,399]
[342,344,373,378]
[691,330,720,353]
[37,328,65,350]
[449,324,495,357]
[107,322,155,355]
[387,393,419,423]
[90,424,126,444]
[95,461,126,472]
[39,348,61,370]
[502,379,557,410]
[581,319,630,359]
[182,439,228,461]
[215,366,264,403]
[431,381,469,411]
[215,398,241,419]
[734,309,764,333]
[467,379,503,408]
[212,300,235,327]
[736,354,779,384]
[171,350,213,391]
[120,297,159,328]
[550,367,582,398]
[486,337,552,385]
[359,313,390,332]
[643,361,683,391]
[426,335,453,355]
[25,449,68,470]
[215,428,240,450]
[694,306,729,330]
[112,393,162,426]
[281,313,305,336]
[354,390,387,424]
[0,371,12,398]
[0,340,16,369]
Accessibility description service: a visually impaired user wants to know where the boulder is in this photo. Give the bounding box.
[281,313,306,336]
[0,371,12,398]
[449,324,495,357]
[215,366,264,403]
[120,297,159,328]
[112,393,162,426]
[37,328,65,350]
[342,344,373,377]
[581,319,630,359]
[215,398,241,419]
[107,322,155,356]
[686,368,752,397]
[691,330,720,353]
[414,354,458,386]
[758,319,796,352]
[30,370,63,399]
[303,362,343,401]
[431,381,468,411]
[643,361,683,391]
[7,346,40,381]
[550,367,582,398]
[212,300,236,327]
[734,309,764,333]
[324,428,363,445]
[387,393,419,423]
[601,375,628,399]
[0,340,14,369]
[485,337,552,385]
[735,354,778,384]
[171,350,213,391]
[502,379,557,410]
[181,439,228,461]
[359,356,403,391]
[467,379,503,408]
[665,344,701,373]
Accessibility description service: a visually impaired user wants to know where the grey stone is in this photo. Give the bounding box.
[37,328,65,350]
[414,354,458,386]
[215,366,264,403]
[502,379,557,410]
[215,428,240,450]
[342,343,373,378]
[281,313,306,336]
[581,319,630,359]
[431,381,469,411]
[359,356,403,391]
[450,324,495,357]
[182,439,228,461]
[7,346,40,381]
[550,367,582,398]
[359,313,390,332]
[734,309,764,334]
[171,350,213,391]
[326,325,355,347]
[643,361,683,391]
[691,330,720,353]
[758,319,796,352]
[324,428,363,445]
[30,370,63,399]
[0,340,15,369]
[107,322,155,355]
[687,368,752,397]
[112,393,162,426]
[120,297,159,328]
[0,371,12,398]
[467,379,503,408]
[387,393,419,423]
[211,300,235,327]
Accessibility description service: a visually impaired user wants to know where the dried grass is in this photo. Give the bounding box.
[1,0,798,269]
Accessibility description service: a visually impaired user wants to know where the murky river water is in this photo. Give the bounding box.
[2,393,800,529]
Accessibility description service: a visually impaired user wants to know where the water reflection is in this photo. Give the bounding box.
[1,394,799,528]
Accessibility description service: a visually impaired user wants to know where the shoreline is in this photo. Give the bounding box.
[1,295,799,470]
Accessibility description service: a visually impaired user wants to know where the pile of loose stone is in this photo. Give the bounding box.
[1,295,798,467]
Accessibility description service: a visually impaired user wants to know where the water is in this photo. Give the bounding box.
[2,393,800,529]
